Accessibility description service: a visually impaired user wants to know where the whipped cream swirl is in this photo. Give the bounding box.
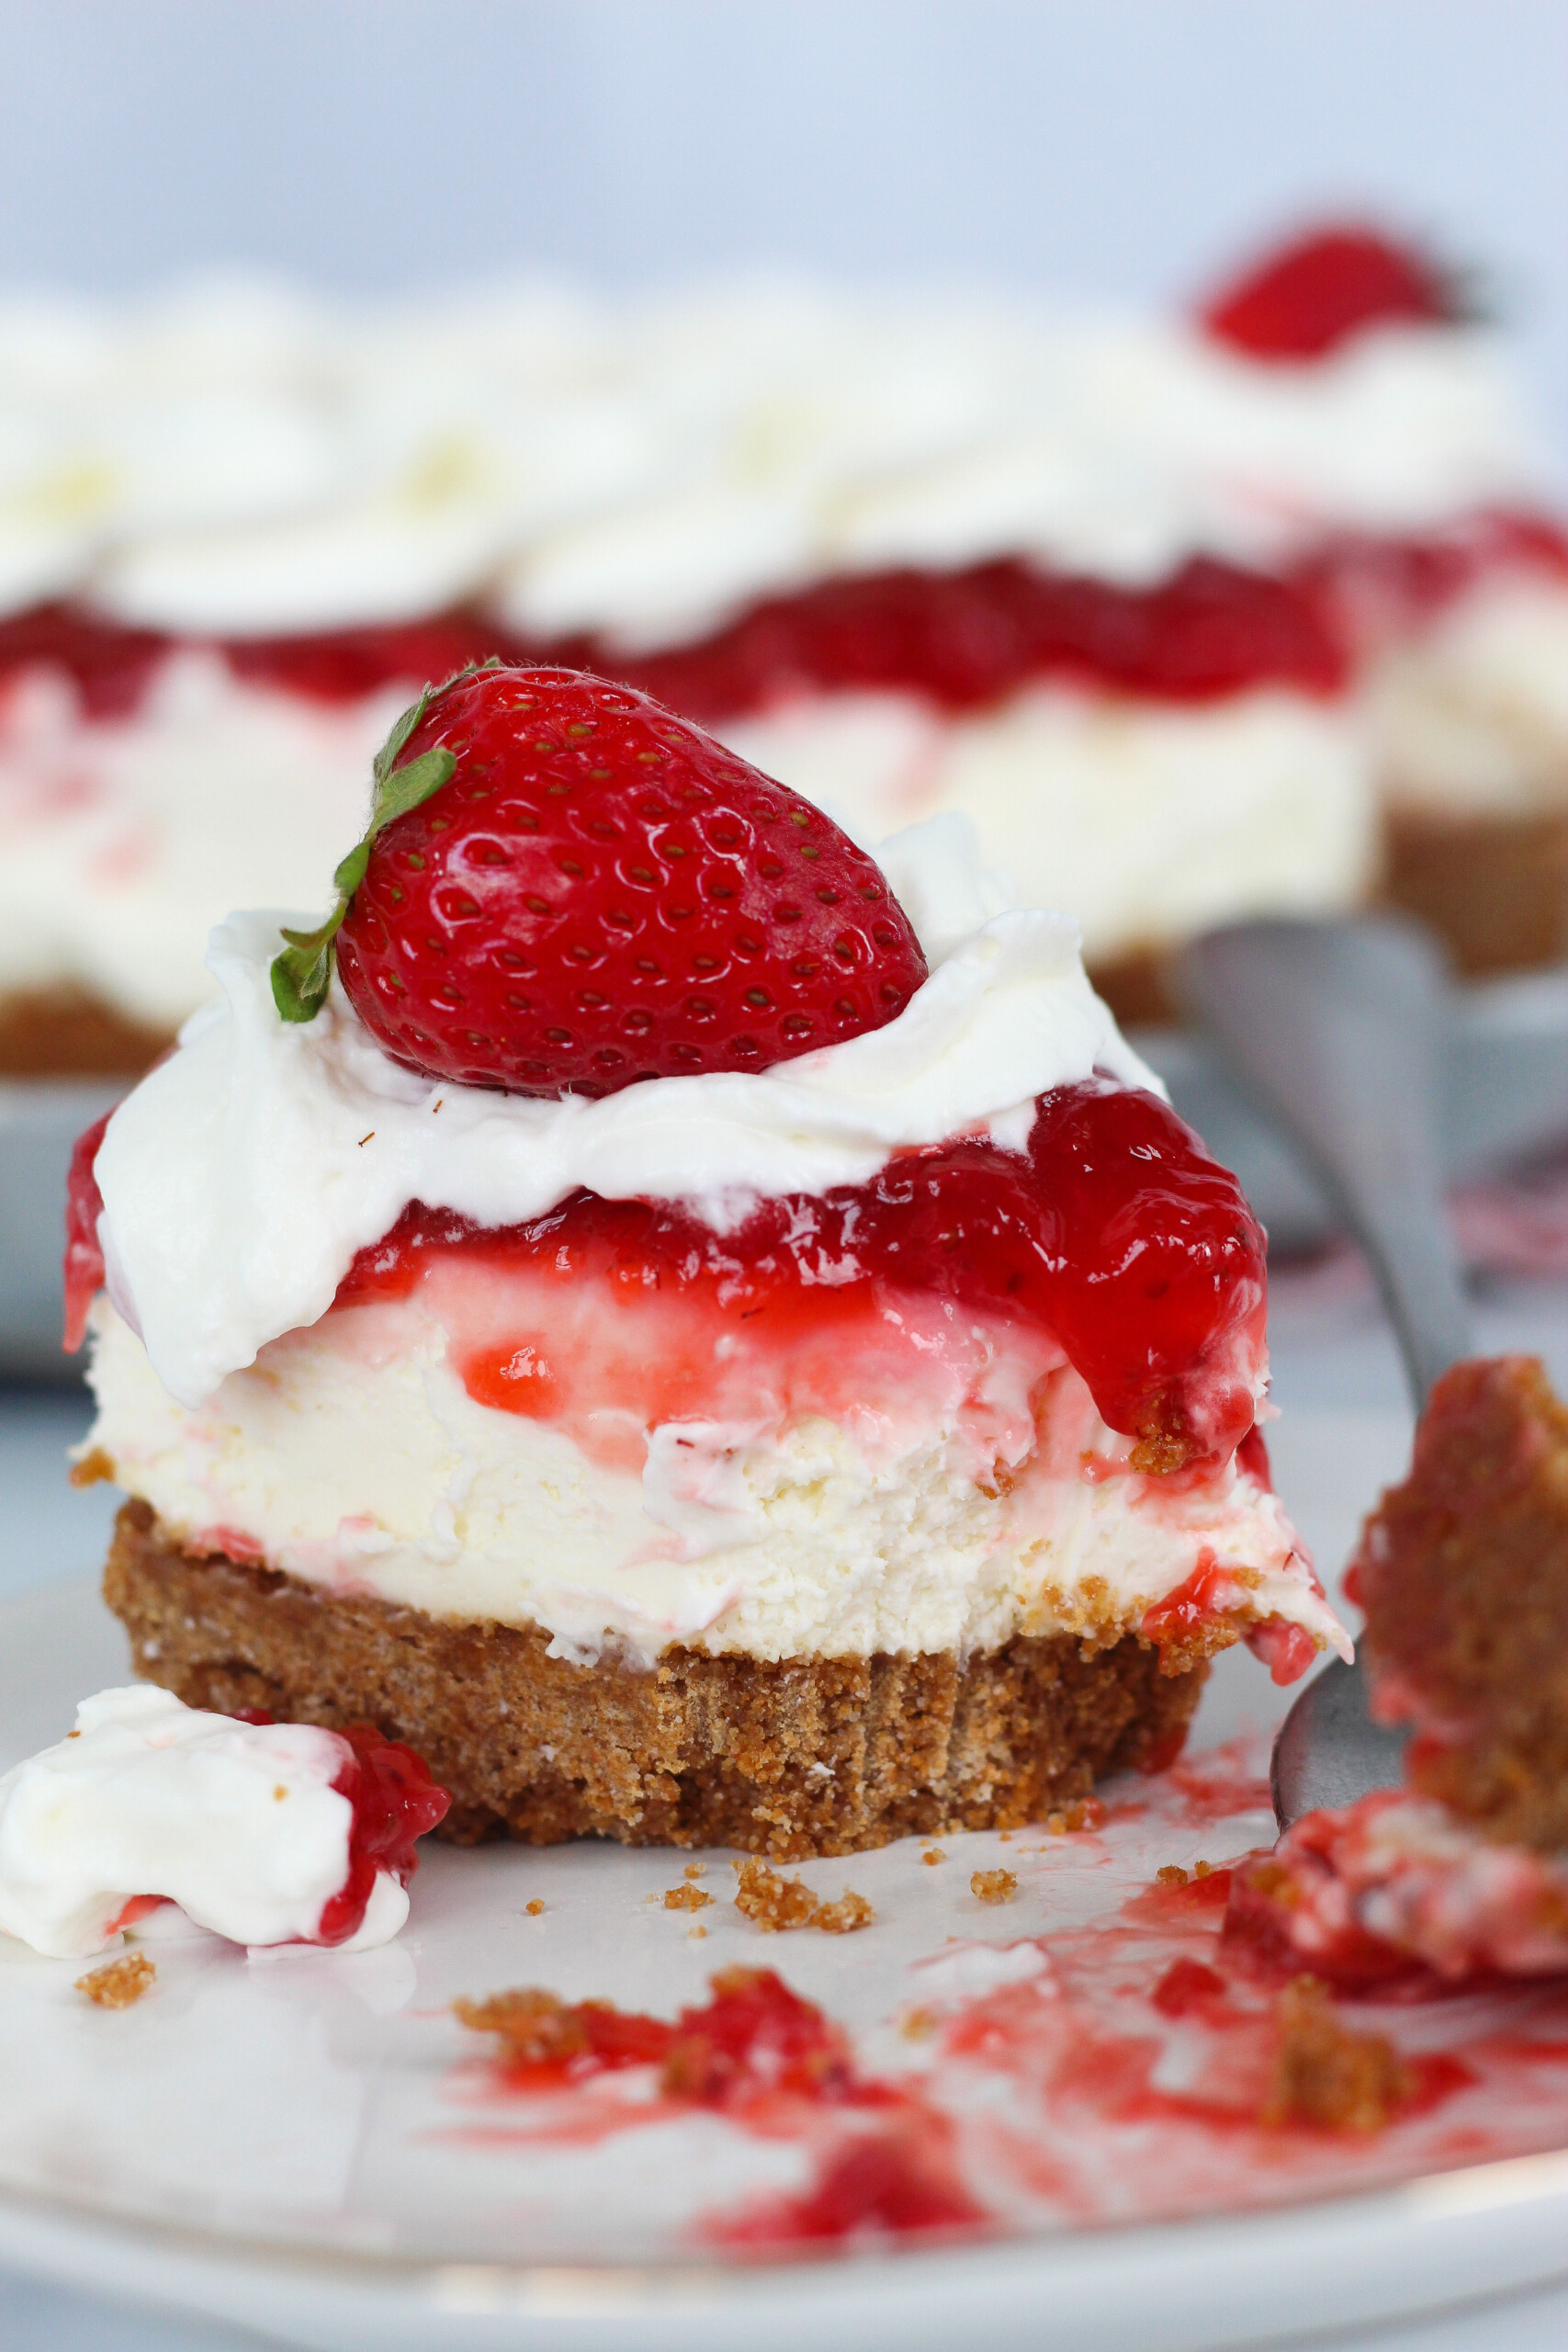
[93,817,1160,1409]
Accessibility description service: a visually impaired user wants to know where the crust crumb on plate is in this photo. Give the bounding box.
[1262,1977,1413,2133]
[733,1859,873,1933]
[970,1868,1018,1904]
[75,1952,156,2009]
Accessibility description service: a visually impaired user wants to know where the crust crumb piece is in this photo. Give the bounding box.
[69,1447,115,1490]
[525,1899,546,1917]
[733,1858,873,1933]
[687,1924,707,1940]
[454,1986,585,2062]
[1192,1860,1213,1878]
[970,1869,1019,1905]
[75,1952,155,2008]
[901,2005,939,2041]
[682,1861,705,1880]
[1156,1864,1190,1887]
[920,1847,946,1866]
[1044,1796,1106,1836]
[811,1890,874,1934]
[663,1883,713,1911]
[1262,1977,1413,2132]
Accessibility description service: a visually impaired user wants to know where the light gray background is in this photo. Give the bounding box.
[3,3,1568,2344]
[0,0,1565,428]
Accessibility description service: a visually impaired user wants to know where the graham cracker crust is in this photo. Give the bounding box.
[1380,804,1568,977]
[0,988,172,1079]
[1353,1354,1568,1852]
[1086,946,1178,1030]
[104,1499,1206,1859]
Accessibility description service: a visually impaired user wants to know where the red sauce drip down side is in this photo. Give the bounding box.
[63,1110,112,1351]
[337,1080,1268,1473]
[66,1077,1265,1473]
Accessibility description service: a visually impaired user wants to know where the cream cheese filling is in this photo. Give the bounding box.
[84,1295,1345,1673]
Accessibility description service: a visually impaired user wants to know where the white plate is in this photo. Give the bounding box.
[2,1570,1567,2352]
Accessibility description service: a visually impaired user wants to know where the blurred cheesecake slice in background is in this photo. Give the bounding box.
[0,222,1565,1074]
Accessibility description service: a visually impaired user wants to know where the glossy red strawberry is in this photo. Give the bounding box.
[280,664,928,1097]
[1201,224,1464,362]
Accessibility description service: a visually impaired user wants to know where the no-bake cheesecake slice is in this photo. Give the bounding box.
[1232,1355,1568,1983]
[67,664,1344,1855]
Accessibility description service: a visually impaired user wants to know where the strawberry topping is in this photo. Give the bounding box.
[278,663,928,1097]
[1201,223,1464,362]
[335,1079,1269,1475]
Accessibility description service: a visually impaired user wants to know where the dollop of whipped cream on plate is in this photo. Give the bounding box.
[0,1687,412,1959]
[94,814,1161,1409]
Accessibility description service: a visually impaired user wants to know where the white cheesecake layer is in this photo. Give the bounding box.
[0,650,401,1030]
[1367,573,1568,814]
[85,1293,1345,1672]
[725,684,1376,966]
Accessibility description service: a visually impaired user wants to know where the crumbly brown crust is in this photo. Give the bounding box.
[75,1952,157,2009]
[1380,804,1568,977]
[0,987,172,1079]
[1085,947,1177,1031]
[1262,1977,1412,2133]
[103,1498,1206,1859]
[1352,1354,1568,1852]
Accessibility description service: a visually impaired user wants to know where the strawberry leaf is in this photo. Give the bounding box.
[332,842,372,899]
[367,745,456,837]
[268,661,491,1027]
[371,691,430,789]
[272,937,334,1023]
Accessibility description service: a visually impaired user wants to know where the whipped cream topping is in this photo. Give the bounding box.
[0,1686,408,1959]
[0,274,1552,640]
[93,817,1160,1409]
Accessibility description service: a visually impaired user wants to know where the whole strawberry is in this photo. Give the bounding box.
[273,664,928,1096]
[1201,224,1468,362]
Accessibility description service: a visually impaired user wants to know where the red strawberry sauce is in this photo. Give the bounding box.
[324,1079,1268,1476]
[458,1965,987,2245]
[233,1710,450,1945]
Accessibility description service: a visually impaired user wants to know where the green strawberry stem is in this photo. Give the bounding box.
[270,663,498,1023]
